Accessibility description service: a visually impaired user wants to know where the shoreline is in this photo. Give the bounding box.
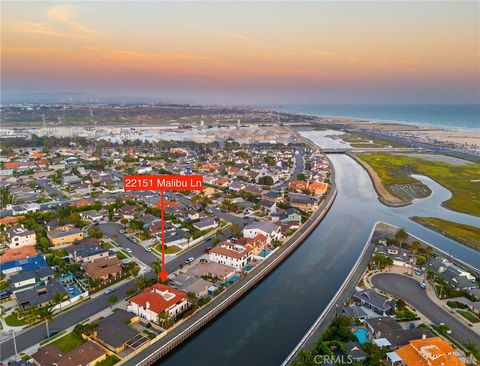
[279,106,480,132]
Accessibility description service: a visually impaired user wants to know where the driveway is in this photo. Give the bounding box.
[371,273,480,347]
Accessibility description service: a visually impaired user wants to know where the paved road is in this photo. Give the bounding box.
[35,179,67,199]
[0,277,136,362]
[273,150,304,190]
[0,223,231,362]
[208,206,254,229]
[371,273,480,347]
[98,223,158,266]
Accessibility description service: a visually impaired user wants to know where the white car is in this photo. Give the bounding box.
[185,257,195,264]
[145,246,152,252]
[104,288,115,295]
[125,248,133,254]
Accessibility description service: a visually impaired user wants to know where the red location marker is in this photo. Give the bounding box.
[124,175,204,283]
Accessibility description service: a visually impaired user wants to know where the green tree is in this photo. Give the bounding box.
[108,295,118,308]
[258,176,274,185]
[395,228,408,248]
[151,260,163,282]
[52,292,66,312]
[297,173,306,181]
[36,306,54,338]
[371,253,393,270]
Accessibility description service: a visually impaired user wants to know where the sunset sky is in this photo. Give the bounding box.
[2,1,479,104]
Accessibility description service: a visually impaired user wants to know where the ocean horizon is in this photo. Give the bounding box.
[282,103,480,131]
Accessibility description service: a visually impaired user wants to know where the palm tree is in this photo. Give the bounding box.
[151,260,162,282]
[395,228,408,248]
[52,292,66,313]
[410,241,421,276]
[187,291,198,305]
[36,306,54,338]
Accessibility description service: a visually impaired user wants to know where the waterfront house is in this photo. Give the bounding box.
[128,283,188,322]
[89,310,145,353]
[186,262,236,281]
[209,241,252,269]
[243,221,283,244]
[353,289,394,316]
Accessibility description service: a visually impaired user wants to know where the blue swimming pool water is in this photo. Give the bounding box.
[258,251,270,258]
[244,265,253,271]
[354,328,369,344]
[228,275,240,283]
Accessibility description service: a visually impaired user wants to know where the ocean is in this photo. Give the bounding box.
[282,104,480,131]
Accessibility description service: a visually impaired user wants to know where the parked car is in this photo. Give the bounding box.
[204,246,212,253]
[104,287,115,295]
[419,281,426,289]
[185,257,195,264]
[125,248,133,253]
[48,329,59,338]
[145,246,152,252]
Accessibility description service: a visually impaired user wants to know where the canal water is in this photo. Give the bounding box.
[158,141,479,366]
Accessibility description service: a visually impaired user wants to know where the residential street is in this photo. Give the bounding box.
[371,273,480,347]
[0,222,231,362]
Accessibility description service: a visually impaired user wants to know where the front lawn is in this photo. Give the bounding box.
[165,245,181,254]
[52,332,86,352]
[457,310,480,323]
[116,251,128,260]
[5,312,24,326]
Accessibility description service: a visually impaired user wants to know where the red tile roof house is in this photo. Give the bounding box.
[128,284,189,323]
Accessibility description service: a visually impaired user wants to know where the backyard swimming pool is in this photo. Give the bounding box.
[354,328,369,344]
[258,250,271,258]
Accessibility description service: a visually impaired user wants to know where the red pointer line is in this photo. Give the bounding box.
[159,190,168,282]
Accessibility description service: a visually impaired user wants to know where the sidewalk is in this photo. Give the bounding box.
[425,281,480,334]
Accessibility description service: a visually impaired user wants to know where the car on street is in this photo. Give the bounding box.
[204,246,212,253]
[48,329,59,338]
[419,281,426,289]
[104,287,115,295]
[145,246,152,252]
[185,257,195,264]
[125,248,133,253]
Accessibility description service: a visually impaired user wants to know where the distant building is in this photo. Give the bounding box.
[83,257,122,281]
[4,227,36,248]
[47,224,84,246]
[0,246,46,275]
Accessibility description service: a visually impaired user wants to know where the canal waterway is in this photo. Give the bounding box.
[159,134,479,366]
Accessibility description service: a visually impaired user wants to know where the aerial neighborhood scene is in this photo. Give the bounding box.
[1,1,479,366]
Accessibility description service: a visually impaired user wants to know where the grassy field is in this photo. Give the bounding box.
[341,132,406,148]
[358,153,480,216]
[411,217,480,250]
[52,332,86,352]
